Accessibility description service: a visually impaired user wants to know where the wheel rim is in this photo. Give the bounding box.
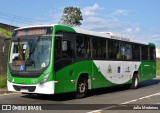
[79,83,86,93]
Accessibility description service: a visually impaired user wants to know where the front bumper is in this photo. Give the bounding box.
[7,80,55,94]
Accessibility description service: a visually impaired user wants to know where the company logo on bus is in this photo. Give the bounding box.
[107,64,112,74]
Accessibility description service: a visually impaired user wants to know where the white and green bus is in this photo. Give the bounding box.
[6,24,156,98]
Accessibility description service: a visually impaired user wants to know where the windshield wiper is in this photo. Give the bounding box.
[25,59,35,67]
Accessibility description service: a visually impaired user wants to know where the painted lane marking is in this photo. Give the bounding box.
[87,92,160,113]
[87,110,102,113]
[120,99,137,104]
[121,92,160,104]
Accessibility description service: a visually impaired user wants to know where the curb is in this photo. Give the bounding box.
[0,89,13,94]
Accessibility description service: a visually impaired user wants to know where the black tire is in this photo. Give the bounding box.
[131,74,139,89]
[75,78,88,99]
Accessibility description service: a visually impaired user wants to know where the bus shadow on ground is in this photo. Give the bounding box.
[21,78,160,101]
[139,78,160,87]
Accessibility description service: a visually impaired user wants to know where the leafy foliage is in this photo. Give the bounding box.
[60,7,83,27]
[157,58,160,75]
[0,30,10,78]
[0,75,7,88]
[0,28,12,38]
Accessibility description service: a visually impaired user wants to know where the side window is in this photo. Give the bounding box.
[108,40,120,60]
[92,38,98,58]
[84,36,91,58]
[92,38,106,59]
[99,38,106,59]
[76,35,91,58]
[62,32,75,58]
[76,35,85,58]
[150,47,156,61]
[141,45,149,60]
[120,42,132,60]
[132,44,141,60]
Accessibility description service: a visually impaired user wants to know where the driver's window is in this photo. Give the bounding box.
[55,32,76,60]
[62,33,75,58]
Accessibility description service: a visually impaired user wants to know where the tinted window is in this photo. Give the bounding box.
[92,38,106,59]
[108,40,120,59]
[150,47,156,61]
[120,42,132,60]
[141,45,149,60]
[76,35,91,58]
[132,44,141,60]
[84,36,91,58]
[76,35,84,58]
[92,38,98,58]
[99,38,106,58]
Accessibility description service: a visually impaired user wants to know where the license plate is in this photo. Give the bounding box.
[20,88,28,93]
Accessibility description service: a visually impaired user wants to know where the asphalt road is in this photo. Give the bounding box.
[0,77,160,113]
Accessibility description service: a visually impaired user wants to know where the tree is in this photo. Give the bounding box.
[59,7,83,27]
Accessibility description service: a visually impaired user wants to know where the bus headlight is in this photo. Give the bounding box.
[40,73,50,84]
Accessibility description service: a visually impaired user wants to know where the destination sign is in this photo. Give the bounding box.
[17,29,46,36]
[13,27,52,37]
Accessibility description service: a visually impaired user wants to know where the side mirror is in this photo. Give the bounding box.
[2,45,5,56]
[2,38,11,56]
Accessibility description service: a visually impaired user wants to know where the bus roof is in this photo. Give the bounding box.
[15,24,57,30]
[15,24,152,46]
[74,27,148,45]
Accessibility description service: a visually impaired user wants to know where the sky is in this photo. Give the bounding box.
[1,0,160,48]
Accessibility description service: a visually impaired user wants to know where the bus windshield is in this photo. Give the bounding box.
[9,36,52,71]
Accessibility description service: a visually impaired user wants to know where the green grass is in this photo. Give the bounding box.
[156,59,160,76]
[0,28,12,38]
[0,75,7,89]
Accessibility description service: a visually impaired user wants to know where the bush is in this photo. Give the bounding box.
[0,28,12,38]
[0,75,7,89]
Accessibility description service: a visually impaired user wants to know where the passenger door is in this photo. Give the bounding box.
[54,32,76,92]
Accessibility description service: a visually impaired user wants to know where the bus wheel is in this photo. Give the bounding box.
[131,74,139,89]
[75,78,88,99]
